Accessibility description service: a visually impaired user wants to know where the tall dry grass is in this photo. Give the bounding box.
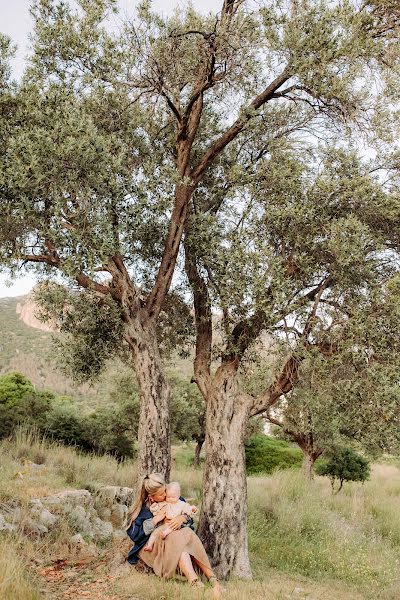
[247,469,400,592]
[0,434,399,599]
[0,541,41,600]
[0,428,137,505]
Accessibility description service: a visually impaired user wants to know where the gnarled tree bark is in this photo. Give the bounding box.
[197,361,252,579]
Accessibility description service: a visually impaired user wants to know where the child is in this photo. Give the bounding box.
[143,481,197,551]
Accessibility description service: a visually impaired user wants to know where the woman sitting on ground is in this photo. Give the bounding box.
[126,472,220,594]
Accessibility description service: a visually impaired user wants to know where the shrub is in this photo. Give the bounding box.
[245,434,303,474]
[85,399,139,460]
[315,447,370,492]
[0,372,53,438]
[44,401,91,450]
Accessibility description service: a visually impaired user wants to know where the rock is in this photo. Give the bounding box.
[109,548,129,576]
[23,518,49,536]
[111,504,127,528]
[92,517,113,541]
[70,533,86,546]
[83,543,99,558]
[7,507,23,524]
[41,489,92,507]
[97,486,135,506]
[97,506,112,521]
[67,506,93,537]
[113,529,128,540]
[0,513,17,532]
[37,509,57,527]
[40,495,61,507]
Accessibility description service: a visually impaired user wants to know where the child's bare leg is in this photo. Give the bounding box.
[143,532,156,551]
[160,526,173,539]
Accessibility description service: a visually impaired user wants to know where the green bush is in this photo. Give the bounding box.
[84,398,139,460]
[44,401,91,450]
[245,434,303,474]
[315,447,370,492]
[0,372,53,438]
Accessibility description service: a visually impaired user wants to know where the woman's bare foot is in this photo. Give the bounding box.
[143,543,153,552]
[210,576,223,598]
[190,577,205,588]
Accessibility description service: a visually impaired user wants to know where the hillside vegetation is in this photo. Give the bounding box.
[0,431,399,600]
[0,296,101,403]
[0,295,191,408]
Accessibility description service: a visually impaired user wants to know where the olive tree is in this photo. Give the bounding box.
[185,145,400,577]
[266,284,400,480]
[1,0,399,578]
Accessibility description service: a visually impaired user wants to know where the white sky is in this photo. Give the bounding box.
[0,0,219,298]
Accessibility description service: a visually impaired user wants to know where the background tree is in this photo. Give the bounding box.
[185,143,400,577]
[266,285,400,480]
[316,447,371,493]
[0,371,53,438]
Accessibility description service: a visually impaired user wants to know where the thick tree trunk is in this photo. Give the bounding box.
[298,442,322,482]
[197,362,252,580]
[128,320,171,481]
[301,450,316,480]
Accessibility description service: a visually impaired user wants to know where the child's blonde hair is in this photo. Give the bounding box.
[166,481,181,496]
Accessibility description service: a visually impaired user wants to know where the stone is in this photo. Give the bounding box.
[38,509,57,527]
[70,533,86,546]
[113,529,128,540]
[96,507,112,521]
[68,505,93,537]
[111,504,127,528]
[8,507,23,524]
[29,499,44,508]
[96,486,135,506]
[0,513,17,532]
[92,517,113,541]
[40,495,61,507]
[23,518,49,536]
[41,489,91,507]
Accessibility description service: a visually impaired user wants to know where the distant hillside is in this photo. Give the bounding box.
[0,294,276,410]
[0,295,123,407]
[0,295,194,408]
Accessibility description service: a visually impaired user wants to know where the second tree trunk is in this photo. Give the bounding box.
[197,363,252,579]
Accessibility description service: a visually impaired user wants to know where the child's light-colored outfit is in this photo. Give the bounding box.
[150,499,196,520]
[144,499,197,549]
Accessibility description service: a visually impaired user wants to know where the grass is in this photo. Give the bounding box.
[0,541,42,600]
[0,432,400,599]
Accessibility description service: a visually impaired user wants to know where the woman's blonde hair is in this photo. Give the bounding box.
[126,472,166,527]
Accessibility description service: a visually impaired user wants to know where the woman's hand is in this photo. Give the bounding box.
[152,506,167,525]
[167,514,187,531]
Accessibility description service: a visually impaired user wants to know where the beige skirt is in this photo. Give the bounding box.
[138,526,212,579]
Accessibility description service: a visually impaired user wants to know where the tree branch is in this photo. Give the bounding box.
[250,353,301,416]
[191,67,291,183]
[184,238,212,398]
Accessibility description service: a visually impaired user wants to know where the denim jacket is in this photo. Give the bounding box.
[126,496,194,564]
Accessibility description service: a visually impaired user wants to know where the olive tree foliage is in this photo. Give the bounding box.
[266,278,400,479]
[185,143,400,576]
[0,0,399,578]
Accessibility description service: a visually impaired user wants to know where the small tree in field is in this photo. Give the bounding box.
[316,447,370,493]
[266,275,400,480]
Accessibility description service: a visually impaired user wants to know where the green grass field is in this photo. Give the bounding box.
[1,432,400,599]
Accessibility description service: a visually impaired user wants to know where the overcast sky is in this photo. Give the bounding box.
[0,0,218,297]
